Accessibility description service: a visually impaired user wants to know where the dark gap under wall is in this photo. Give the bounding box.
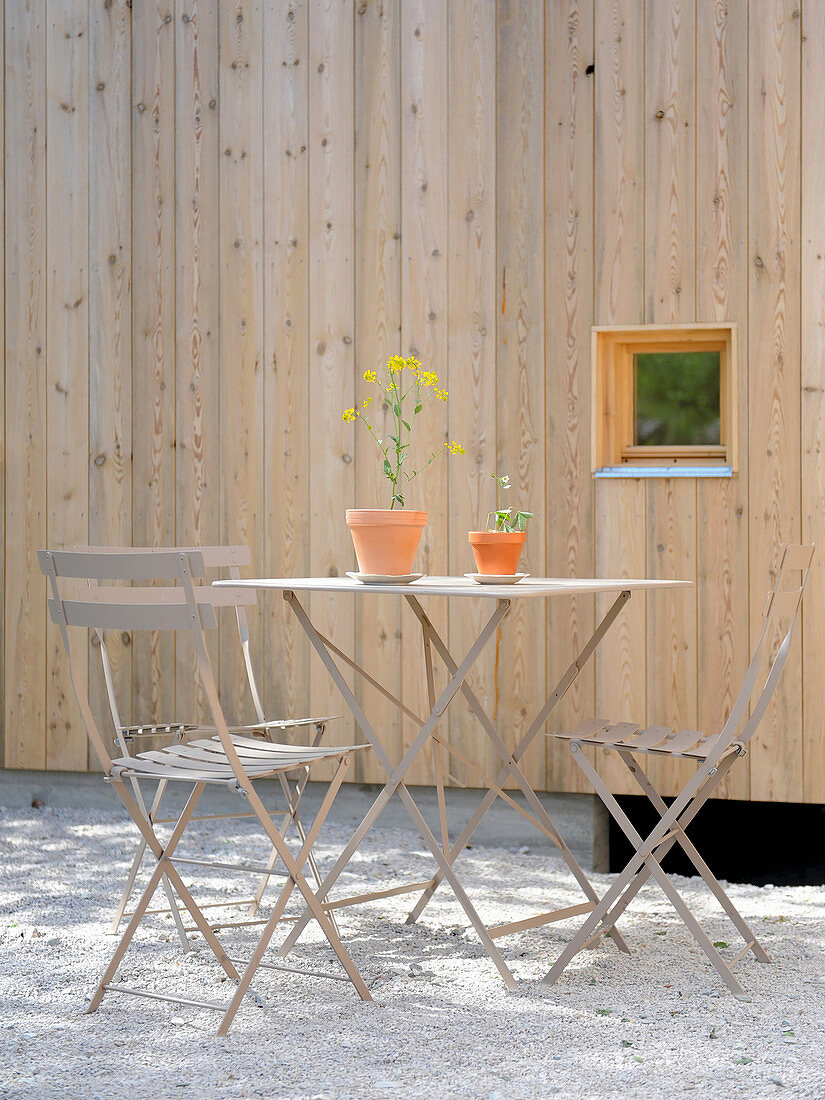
[609,797,825,886]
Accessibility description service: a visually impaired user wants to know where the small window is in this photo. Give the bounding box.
[592,324,737,472]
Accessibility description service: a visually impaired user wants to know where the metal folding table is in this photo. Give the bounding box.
[214,574,690,988]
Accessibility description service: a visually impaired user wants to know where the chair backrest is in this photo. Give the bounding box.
[712,543,814,763]
[75,545,267,748]
[39,548,255,775]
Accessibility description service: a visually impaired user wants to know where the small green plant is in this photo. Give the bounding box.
[486,473,534,532]
[342,356,464,509]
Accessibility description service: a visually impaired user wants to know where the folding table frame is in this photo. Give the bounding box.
[215,575,690,988]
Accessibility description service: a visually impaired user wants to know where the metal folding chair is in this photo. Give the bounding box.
[40,547,370,1033]
[81,545,336,947]
[544,543,814,997]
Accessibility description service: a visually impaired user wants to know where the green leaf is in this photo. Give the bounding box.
[595,1008,612,1016]
[402,419,411,431]
[713,941,728,949]
[621,1040,633,1048]
[734,1057,754,1065]
[393,403,401,416]
[633,1057,643,1064]
[383,459,392,477]
[415,404,422,414]
[782,1030,795,1037]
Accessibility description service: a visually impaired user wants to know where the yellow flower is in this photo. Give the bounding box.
[362,396,372,408]
[435,388,448,401]
[449,441,465,455]
[406,356,421,375]
[420,371,438,387]
[363,369,377,382]
[386,355,406,373]
[342,408,357,422]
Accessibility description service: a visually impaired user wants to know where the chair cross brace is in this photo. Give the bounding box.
[542,740,768,996]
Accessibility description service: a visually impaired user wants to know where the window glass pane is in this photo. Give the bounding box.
[634,351,721,446]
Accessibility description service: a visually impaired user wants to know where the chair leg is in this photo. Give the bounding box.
[558,747,746,997]
[88,782,238,1014]
[217,756,359,1035]
[236,756,372,1010]
[111,777,191,951]
[617,749,771,964]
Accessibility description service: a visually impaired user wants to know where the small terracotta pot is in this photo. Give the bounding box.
[468,530,526,575]
[346,509,427,576]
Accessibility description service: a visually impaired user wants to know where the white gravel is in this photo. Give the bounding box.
[1,804,824,1099]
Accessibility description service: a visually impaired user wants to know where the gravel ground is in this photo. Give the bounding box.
[1,804,824,1100]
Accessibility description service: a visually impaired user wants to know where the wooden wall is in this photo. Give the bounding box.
[3,0,825,803]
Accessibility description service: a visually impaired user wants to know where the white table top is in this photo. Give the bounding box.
[214,575,692,599]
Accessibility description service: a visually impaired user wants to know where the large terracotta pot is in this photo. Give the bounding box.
[468,530,526,575]
[346,509,427,576]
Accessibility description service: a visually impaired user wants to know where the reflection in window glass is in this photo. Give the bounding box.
[634,351,721,446]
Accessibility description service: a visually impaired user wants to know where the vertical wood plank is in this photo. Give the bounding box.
[496,0,545,790]
[263,0,310,727]
[308,0,355,763]
[354,0,401,782]
[131,0,176,724]
[176,0,220,723]
[45,0,90,771]
[0,0,5,766]
[399,0,449,785]
[748,0,802,802]
[801,0,825,803]
[696,0,749,800]
[219,0,264,724]
[447,0,497,782]
[593,0,645,795]
[644,0,695,322]
[4,0,47,769]
[545,0,595,793]
[89,0,132,754]
[643,0,697,796]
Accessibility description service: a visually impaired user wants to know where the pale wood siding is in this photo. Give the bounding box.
[3,0,824,805]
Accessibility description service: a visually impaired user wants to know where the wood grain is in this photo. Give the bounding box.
[748,0,802,802]
[218,0,264,726]
[5,0,47,768]
[88,0,133,755]
[176,0,220,724]
[45,0,89,771]
[593,0,646,795]
[801,0,825,803]
[354,0,402,782]
[447,0,497,783]
[308,0,356,768]
[0,0,4,765]
[399,0,449,786]
[643,0,697,796]
[695,0,749,800]
[263,0,310,728]
[131,0,176,725]
[496,0,545,791]
[545,0,595,794]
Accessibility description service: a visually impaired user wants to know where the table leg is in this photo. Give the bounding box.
[402,591,632,956]
[278,591,518,988]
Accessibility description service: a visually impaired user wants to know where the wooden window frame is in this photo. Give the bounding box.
[591,323,738,473]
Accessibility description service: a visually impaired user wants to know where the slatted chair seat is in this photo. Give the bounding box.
[559,720,719,760]
[544,543,814,999]
[111,736,361,783]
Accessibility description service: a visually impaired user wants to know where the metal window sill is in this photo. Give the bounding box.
[594,466,734,479]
